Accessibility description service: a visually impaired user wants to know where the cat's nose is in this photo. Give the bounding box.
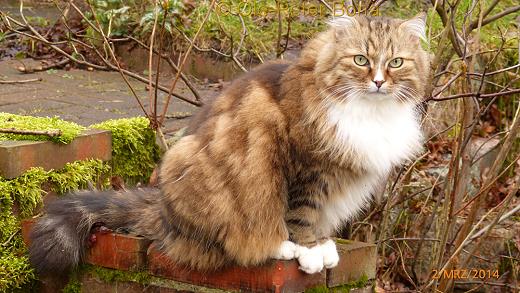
[373,79,386,88]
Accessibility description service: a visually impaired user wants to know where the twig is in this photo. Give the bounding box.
[126,36,202,102]
[160,0,216,126]
[1,231,19,247]
[165,112,192,119]
[468,198,520,241]
[0,128,62,137]
[429,88,520,101]
[469,5,520,31]
[17,59,70,73]
[0,78,42,84]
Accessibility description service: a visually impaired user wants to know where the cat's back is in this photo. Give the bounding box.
[187,60,292,134]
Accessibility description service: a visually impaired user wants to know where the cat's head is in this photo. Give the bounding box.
[310,14,431,105]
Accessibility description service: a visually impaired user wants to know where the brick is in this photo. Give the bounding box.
[87,232,152,271]
[21,218,35,246]
[38,275,70,293]
[79,273,229,293]
[0,129,111,179]
[326,240,377,288]
[147,245,326,292]
[22,219,151,271]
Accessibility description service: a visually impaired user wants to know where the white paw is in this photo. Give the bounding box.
[297,245,324,274]
[273,240,298,260]
[321,239,340,268]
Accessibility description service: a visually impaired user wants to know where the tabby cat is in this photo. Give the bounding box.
[30,14,430,275]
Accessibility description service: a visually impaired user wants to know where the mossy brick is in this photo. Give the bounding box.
[21,218,35,246]
[21,220,151,271]
[326,240,377,288]
[78,272,232,293]
[0,129,111,179]
[147,245,326,293]
[79,274,175,293]
[86,232,152,271]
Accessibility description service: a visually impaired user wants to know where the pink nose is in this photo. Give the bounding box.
[373,80,385,88]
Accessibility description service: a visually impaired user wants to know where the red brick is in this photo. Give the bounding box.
[87,232,152,271]
[22,220,151,271]
[79,273,223,293]
[0,129,111,179]
[147,245,326,292]
[21,218,35,246]
[326,240,377,288]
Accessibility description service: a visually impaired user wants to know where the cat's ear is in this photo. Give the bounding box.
[400,13,427,41]
[328,15,358,39]
[328,15,358,28]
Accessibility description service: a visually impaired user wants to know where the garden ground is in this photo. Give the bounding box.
[0,58,220,135]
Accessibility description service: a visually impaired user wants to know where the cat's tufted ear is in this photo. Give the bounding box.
[400,13,427,42]
[328,15,358,39]
[328,15,358,28]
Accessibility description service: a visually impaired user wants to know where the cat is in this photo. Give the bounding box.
[29,13,430,275]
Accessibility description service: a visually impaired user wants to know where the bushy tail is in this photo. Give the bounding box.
[29,188,160,275]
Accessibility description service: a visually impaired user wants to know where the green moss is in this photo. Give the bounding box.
[305,274,370,293]
[335,238,353,245]
[74,265,231,292]
[85,264,152,284]
[90,117,160,184]
[305,285,330,293]
[61,279,81,293]
[0,113,85,144]
[0,160,110,292]
[0,115,159,291]
[48,160,111,195]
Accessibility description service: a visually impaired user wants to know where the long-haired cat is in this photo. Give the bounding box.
[29,14,430,275]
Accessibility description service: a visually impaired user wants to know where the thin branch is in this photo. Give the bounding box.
[0,128,62,137]
[0,78,42,84]
[159,0,216,126]
[469,5,520,31]
[429,88,520,101]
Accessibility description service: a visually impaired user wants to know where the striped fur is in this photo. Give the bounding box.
[29,14,430,275]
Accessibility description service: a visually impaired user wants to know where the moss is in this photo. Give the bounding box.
[61,279,81,293]
[0,160,110,292]
[0,115,159,291]
[90,117,160,184]
[83,264,152,284]
[305,274,370,293]
[76,265,230,293]
[335,238,353,245]
[0,113,85,144]
[305,285,330,293]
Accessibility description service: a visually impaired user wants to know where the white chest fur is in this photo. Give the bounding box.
[318,97,424,234]
[327,97,423,174]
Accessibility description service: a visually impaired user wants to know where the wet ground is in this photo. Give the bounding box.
[0,58,221,135]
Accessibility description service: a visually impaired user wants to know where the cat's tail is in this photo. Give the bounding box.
[29,188,160,275]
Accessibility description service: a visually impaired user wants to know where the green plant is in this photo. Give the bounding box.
[0,113,85,144]
[87,0,134,37]
[91,117,160,184]
[0,159,110,292]
[139,0,186,35]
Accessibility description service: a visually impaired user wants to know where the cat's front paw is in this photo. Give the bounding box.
[297,245,324,274]
[273,240,298,260]
[320,239,340,268]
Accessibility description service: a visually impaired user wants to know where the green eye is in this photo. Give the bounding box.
[389,57,403,68]
[354,55,369,66]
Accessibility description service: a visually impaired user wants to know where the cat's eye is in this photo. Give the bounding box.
[389,58,404,68]
[354,55,369,66]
